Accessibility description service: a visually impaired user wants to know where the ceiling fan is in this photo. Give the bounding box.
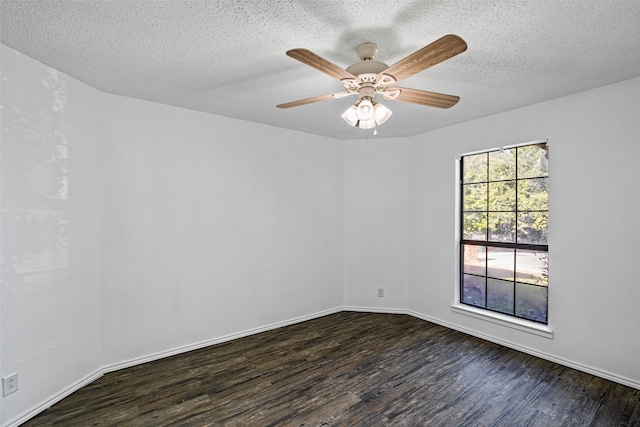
[277,34,467,130]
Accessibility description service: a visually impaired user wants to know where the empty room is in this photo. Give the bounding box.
[1,1,639,426]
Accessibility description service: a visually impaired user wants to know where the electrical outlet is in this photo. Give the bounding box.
[377,288,384,297]
[3,373,18,397]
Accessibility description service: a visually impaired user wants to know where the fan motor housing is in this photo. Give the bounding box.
[346,60,389,77]
[346,42,389,77]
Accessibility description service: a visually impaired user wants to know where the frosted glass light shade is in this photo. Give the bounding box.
[342,99,392,128]
[358,118,376,129]
[341,105,359,126]
[373,103,392,125]
[356,99,374,121]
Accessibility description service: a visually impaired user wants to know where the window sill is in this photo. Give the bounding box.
[450,304,554,339]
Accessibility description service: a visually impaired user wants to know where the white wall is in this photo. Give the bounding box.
[1,46,103,424]
[343,138,409,310]
[99,95,344,367]
[407,76,640,387]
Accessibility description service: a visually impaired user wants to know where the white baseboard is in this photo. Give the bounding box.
[406,309,640,391]
[102,306,343,374]
[4,369,104,427]
[342,305,409,315]
[5,305,638,427]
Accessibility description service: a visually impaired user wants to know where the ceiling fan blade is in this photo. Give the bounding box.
[276,92,353,109]
[376,34,467,84]
[385,87,460,109]
[286,49,357,81]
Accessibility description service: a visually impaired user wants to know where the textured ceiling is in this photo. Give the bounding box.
[2,1,640,140]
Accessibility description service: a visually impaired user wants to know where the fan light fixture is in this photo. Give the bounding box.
[341,97,392,129]
[277,35,467,136]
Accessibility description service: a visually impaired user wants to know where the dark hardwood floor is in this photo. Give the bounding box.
[23,312,639,426]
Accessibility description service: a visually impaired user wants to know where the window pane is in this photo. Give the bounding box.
[463,244,486,276]
[515,282,548,323]
[462,274,485,307]
[487,278,514,315]
[460,143,549,325]
[463,183,487,211]
[517,178,548,211]
[516,250,548,286]
[487,247,514,280]
[488,149,515,181]
[489,181,516,211]
[517,144,548,179]
[517,212,548,244]
[463,153,487,183]
[488,212,516,242]
[463,212,487,240]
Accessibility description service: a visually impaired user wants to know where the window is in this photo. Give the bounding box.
[460,143,549,324]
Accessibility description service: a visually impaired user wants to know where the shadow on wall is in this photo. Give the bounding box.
[1,51,69,291]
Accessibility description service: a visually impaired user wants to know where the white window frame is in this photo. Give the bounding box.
[452,140,553,339]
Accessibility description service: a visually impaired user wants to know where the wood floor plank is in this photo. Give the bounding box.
[21,312,639,426]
